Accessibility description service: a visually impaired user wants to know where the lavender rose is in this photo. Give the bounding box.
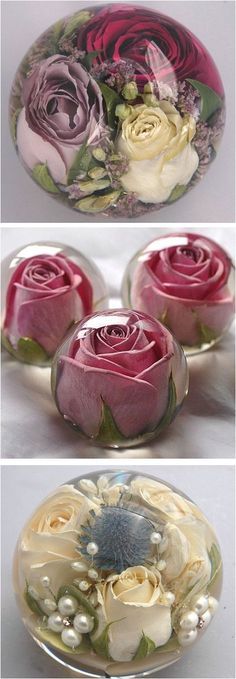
[16,55,105,184]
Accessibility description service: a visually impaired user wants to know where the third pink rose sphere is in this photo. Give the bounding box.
[51,309,188,448]
[122,233,235,353]
[10,4,225,218]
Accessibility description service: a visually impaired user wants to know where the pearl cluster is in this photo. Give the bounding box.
[150,531,167,572]
[47,593,95,648]
[177,595,219,647]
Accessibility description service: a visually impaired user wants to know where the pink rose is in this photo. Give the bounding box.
[54,309,186,444]
[130,234,234,347]
[3,254,93,356]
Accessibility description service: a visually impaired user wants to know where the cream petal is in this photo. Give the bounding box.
[161,523,190,580]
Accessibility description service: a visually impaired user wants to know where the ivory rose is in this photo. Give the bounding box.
[17,485,99,596]
[117,103,199,203]
[93,566,172,661]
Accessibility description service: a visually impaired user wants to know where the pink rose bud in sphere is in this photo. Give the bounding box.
[122,233,235,355]
[1,242,108,365]
[51,308,188,448]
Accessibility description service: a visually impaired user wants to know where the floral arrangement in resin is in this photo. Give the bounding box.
[10,4,225,218]
[14,472,222,676]
[123,233,235,353]
[51,309,188,447]
[1,243,107,365]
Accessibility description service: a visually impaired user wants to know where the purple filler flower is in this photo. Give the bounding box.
[16,55,105,184]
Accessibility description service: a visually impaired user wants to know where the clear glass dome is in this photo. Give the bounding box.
[51,308,188,448]
[13,470,222,678]
[122,233,235,355]
[10,4,225,219]
[1,241,108,365]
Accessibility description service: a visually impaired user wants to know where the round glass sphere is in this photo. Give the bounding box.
[10,4,225,219]
[1,242,108,365]
[122,233,235,355]
[51,308,188,448]
[13,470,222,678]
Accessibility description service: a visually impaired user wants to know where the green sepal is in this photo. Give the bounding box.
[67,140,91,185]
[198,322,218,345]
[187,79,223,122]
[208,543,222,586]
[56,584,98,632]
[2,333,49,365]
[32,163,60,194]
[37,627,91,655]
[96,81,122,130]
[167,184,187,203]
[24,585,44,617]
[75,189,121,213]
[61,11,92,40]
[10,108,22,142]
[97,400,126,444]
[91,620,124,660]
[133,632,156,660]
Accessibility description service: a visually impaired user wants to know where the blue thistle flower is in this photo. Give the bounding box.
[79,506,154,573]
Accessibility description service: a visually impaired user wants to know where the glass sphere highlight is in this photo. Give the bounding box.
[13,470,222,677]
[10,4,225,219]
[1,242,108,365]
[51,308,188,448]
[122,233,235,355]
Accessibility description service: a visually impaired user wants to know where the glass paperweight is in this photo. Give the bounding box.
[10,4,225,219]
[51,308,188,448]
[122,233,235,355]
[1,242,108,365]
[13,470,222,678]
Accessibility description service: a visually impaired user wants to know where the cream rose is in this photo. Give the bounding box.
[18,484,99,596]
[117,102,199,203]
[93,566,172,661]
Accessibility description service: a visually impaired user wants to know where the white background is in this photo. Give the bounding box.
[1,0,235,222]
[1,225,235,459]
[1,464,235,679]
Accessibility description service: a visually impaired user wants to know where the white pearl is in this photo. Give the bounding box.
[150,531,162,545]
[177,629,198,647]
[165,592,175,605]
[71,561,88,573]
[89,591,98,607]
[79,580,90,592]
[40,576,51,588]
[41,598,57,614]
[86,542,98,556]
[200,609,212,628]
[156,560,166,571]
[208,596,219,616]
[193,595,209,615]
[28,586,40,601]
[58,596,78,617]
[61,628,82,649]
[180,611,199,631]
[48,613,64,632]
[74,613,94,634]
[88,568,99,581]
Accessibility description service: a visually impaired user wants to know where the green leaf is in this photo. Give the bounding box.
[83,50,101,70]
[61,11,92,40]
[167,184,187,203]
[24,586,43,617]
[52,19,64,44]
[56,584,98,632]
[67,141,91,185]
[198,322,218,345]
[10,108,22,142]
[208,543,222,586]
[96,81,121,130]
[32,164,60,194]
[91,623,113,660]
[37,627,91,655]
[97,400,126,444]
[187,79,223,122]
[17,337,49,364]
[1,333,49,365]
[75,189,121,213]
[133,632,156,660]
